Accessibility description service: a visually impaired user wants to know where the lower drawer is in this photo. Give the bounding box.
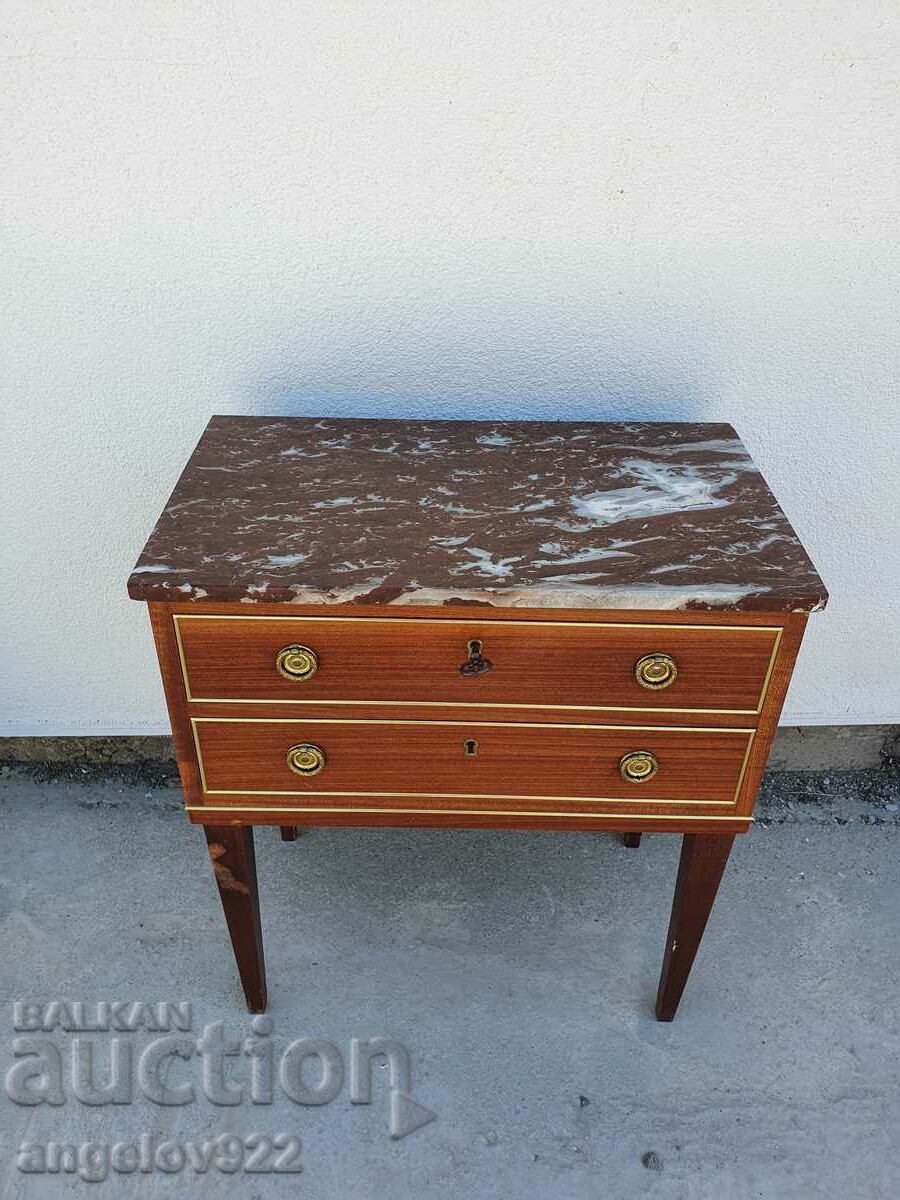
[191,718,754,809]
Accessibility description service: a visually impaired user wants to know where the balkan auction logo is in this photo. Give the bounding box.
[6,1000,437,1180]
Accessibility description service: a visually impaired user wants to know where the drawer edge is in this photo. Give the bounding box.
[189,717,755,808]
[194,715,758,811]
[172,613,783,719]
[185,802,753,833]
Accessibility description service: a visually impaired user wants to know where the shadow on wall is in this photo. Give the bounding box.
[224,287,720,426]
[234,382,708,426]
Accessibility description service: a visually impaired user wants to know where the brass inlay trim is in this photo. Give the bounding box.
[189,717,754,807]
[732,731,757,812]
[757,624,783,715]
[183,697,761,715]
[186,803,752,824]
[173,614,783,717]
[174,614,780,630]
[190,716,754,732]
[195,788,734,807]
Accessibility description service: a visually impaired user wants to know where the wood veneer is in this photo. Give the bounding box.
[151,602,808,832]
[191,716,753,808]
[175,612,779,716]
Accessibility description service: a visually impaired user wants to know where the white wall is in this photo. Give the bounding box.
[1,1,898,735]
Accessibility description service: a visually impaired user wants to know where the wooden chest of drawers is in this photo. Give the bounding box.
[153,606,798,831]
[130,417,826,1017]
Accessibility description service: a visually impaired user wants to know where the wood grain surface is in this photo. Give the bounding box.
[148,601,807,833]
[175,612,780,715]
[192,716,752,806]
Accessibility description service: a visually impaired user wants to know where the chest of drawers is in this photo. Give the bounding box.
[129,417,826,1017]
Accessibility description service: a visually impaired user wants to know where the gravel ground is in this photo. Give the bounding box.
[0,764,898,1199]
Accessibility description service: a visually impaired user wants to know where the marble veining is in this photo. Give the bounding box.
[128,417,827,612]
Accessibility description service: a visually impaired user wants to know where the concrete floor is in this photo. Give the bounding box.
[1,767,898,1199]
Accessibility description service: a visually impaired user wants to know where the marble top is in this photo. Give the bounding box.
[128,417,827,612]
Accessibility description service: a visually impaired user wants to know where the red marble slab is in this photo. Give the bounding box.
[128,417,827,612]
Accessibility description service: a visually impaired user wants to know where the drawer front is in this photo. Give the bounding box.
[192,718,754,809]
[176,615,780,715]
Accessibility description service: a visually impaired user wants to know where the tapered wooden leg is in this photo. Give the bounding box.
[280,826,299,841]
[622,832,642,848]
[655,833,735,1021]
[203,825,267,1013]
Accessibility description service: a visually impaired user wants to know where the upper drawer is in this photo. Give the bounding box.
[174,615,781,715]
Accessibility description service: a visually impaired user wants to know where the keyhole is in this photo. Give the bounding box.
[463,738,478,757]
[460,638,493,676]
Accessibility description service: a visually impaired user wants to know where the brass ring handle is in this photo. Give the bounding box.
[634,652,677,690]
[276,644,318,681]
[619,750,659,783]
[286,743,326,776]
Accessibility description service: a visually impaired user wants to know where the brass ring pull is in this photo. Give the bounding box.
[634,652,677,690]
[286,743,326,776]
[619,750,659,783]
[276,644,318,681]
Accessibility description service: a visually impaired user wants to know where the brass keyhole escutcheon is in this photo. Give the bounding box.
[463,738,479,757]
[460,638,493,676]
[619,750,659,783]
[276,644,319,681]
[634,652,677,690]
[286,743,326,776]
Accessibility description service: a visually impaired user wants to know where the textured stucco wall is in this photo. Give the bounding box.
[1,2,898,734]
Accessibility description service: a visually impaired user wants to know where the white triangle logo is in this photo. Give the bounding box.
[390,1090,438,1139]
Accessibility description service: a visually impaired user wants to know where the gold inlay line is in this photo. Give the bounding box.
[189,718,753,806]
[732,731,757,813]
[172,613,782,716]
[190,716,755,733]
[757,624,783,715]
[194,787,735,807]
[186,803,752,824]
[184,697,761,716]
[174,613,782,631]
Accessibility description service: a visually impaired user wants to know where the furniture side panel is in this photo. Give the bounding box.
[148,603,202,807]
[734,613,809,817]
